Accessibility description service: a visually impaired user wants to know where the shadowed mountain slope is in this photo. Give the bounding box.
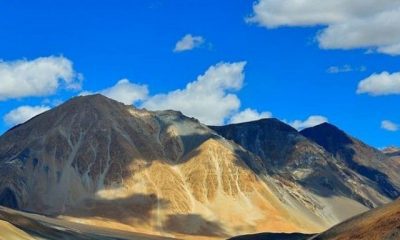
[301,123,400,199]
[0,94,326,239]
[211,119,398,226]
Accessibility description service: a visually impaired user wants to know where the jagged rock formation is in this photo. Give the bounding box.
[312,199,400,240]
[0,95,324,239]
[211,120,399,226]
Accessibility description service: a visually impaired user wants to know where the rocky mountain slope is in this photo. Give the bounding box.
[211,120,399,226]
[312,199,400,240]
[300,123,400,199]
[0,94,326,239]
[0,94,398,239]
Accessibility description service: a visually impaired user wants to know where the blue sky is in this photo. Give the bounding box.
[0,0,399,148]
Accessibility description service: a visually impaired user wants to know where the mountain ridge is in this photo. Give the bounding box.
[211,118,398,224]
[0,94,324,238]
[0,94,399,239]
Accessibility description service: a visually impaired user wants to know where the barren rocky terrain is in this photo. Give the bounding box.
[0,94,399,239]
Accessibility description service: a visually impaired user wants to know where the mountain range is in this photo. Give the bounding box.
[0,94,398,239]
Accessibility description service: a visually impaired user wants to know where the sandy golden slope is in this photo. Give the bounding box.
[312,199,400,240]
[61,138,323,239]
[0,220,33,240]
[0,94,325,239]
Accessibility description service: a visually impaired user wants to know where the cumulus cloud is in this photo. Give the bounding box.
[83,79,149,105]
[290,115,328,130]
[357,71,400,96]
[381,120,399,132]
[229,108,272,124]
[84,62,275,125]
[173,34,205,52]
[4,105,51,126]
[248,0,400,55]
[0,56,81,101]
[142,62,246,125]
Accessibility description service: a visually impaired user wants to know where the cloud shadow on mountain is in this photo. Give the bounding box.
[63,193,169,225]
[161,214,228,237]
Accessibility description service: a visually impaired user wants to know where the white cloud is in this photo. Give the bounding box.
[290,115,328,131]
[0,56,81,101]
[4,105,51,126]
[248,0,400,55]
[173,34,205,52]
[327,65,366,74]
[357,71,400,96]
[229,108,272,124]
[381,120,399,132]
[84,62,273,126]
[142,62,246,125]
[95,79,148,105]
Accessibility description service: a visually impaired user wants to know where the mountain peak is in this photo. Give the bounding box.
[212,118,298,134]
[300,122,353,152]
[63,94,126,109]
[304,122,342,132]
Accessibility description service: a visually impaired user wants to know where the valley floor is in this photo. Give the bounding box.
[0,206,173,240]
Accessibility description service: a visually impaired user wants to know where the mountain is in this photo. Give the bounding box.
[300,123,400,199]
[0,94,325,239]
[383,147,400,164]
[1,95,398,239]
[211,119,397,226]
[382,146,400,157]
[312,199,400,240]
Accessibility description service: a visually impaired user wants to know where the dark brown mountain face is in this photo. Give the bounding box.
[211,118,309,169]
[300,123,400,199]
[211,119,399,224]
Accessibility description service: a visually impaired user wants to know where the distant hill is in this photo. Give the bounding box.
[312,199,400,240]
